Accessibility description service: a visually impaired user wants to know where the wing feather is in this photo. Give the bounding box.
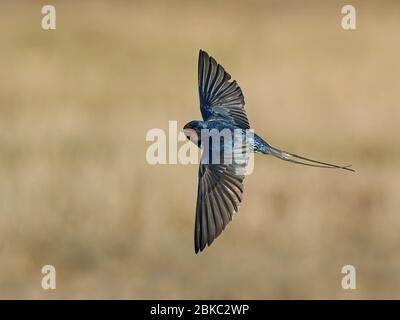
[198,50,250,129]
[194,163,245,253]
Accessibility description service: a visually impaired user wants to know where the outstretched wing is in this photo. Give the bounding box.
[194,163,245,253]
[198,49,250,129]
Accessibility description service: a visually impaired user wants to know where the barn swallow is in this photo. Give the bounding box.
[183,50,354,253]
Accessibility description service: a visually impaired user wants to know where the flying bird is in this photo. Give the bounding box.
[183,49,354,254]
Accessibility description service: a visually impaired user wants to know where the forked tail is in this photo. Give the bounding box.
[267,145,355,172]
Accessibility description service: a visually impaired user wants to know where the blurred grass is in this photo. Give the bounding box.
[0,0,400,299]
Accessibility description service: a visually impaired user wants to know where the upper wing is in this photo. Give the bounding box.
[198,50,250,129]
[194,163,245,253]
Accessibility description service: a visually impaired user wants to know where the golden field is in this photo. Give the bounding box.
[0,0,399,299]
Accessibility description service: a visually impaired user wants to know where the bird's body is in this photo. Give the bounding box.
[184,117,271,154]
[183,50,353,253]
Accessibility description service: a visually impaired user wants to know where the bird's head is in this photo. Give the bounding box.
[183,120,206,144]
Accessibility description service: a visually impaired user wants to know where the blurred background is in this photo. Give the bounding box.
[0,0,399,299]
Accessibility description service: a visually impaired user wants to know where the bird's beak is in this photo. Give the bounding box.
[183,128,199,142]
